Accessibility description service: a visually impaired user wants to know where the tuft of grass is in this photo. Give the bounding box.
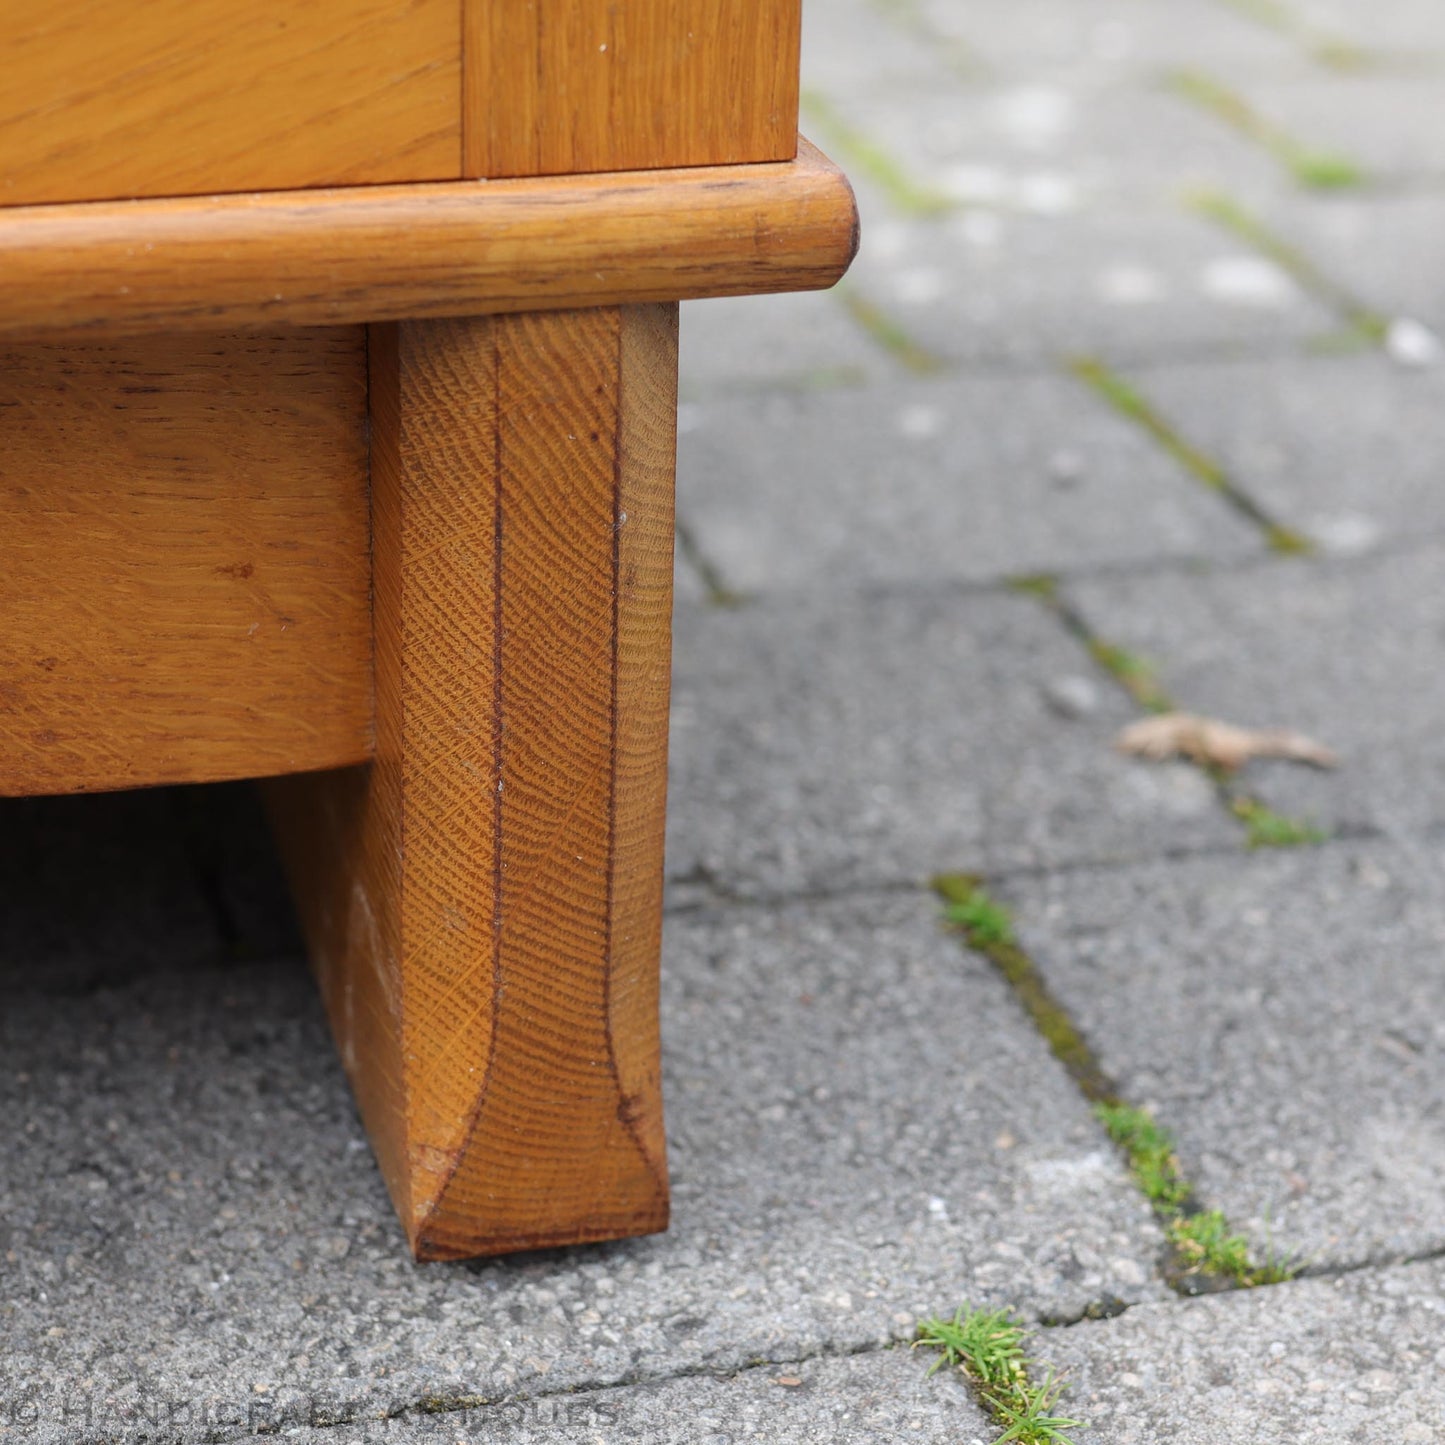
[1169,1210,1253,1277]
[1097,1103,1302,1287]
[915,1307,1084,1445]
[943,891,1017,947]
[916,1305,1027,1386]
[1232,798,1327,848]
[800,89,953,217]
[992,1370,1086,1445]
[1071,356,1312,556]
[838,288,949,374]
[1168,69,1363,190]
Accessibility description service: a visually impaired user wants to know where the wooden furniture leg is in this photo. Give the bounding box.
[266,304,676,1259]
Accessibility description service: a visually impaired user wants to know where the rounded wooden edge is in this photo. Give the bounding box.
[0,139,858,339]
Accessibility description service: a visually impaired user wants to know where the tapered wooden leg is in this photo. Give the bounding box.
[265,305,676,1260]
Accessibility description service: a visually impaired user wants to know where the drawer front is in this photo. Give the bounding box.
[0,0,460,205]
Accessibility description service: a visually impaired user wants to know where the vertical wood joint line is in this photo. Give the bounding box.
[488,322,505,1106]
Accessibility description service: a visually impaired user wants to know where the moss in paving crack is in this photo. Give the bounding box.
[1070,356,1313,555]
[1094,1102,1190,1210]
[800,89,952,217]
[1168,69,1363,189]
[1188,189,1389,344]
[1096,1103,1300,1287]
[1212,0,1372,69]
[934,875,1120,1105]
[675,518,749,608]
[1009,573,1324,852]
[839,288,949,373]
[935,879,1302,1290]
[915,1306,1084,1444]
[1231,797,1328,848]
[1089,640,1175,714]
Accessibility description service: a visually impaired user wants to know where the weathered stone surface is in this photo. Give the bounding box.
[667,586,1238,901]
[0,890,1164,1442]
[1118,352,1445,555]
[1000,841,1445,1266]
[1042,1258,1445,1444]
[675,370,1258,597]
[1064,543,1445,836]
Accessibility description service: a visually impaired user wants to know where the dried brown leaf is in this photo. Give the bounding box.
[1115,712,1339,772]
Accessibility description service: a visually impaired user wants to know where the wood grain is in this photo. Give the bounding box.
[0,0,460,206]
[468,0,800,177]
[0,141,858,340]
[267,306,676,1259]
[0,328,372,795]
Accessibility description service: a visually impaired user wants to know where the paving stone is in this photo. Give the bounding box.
[1064,544,1445,836]
[0,890,1164,1441]
[1215,73,1445,182]
[802,0,958,95]
[675,371,1258,597]
[1263,187,1445,336]
[679,292,882,399]
[667,587,1238,901]
[1042,1257,1445,1443]
[258,1350,995,1445]
[1000,841,1445,1266]
[1285,0,1445,57]
[1121,351,1445,554]
[832,77,1281,207]
[923,0,1304,77]
[843,191,1337,368]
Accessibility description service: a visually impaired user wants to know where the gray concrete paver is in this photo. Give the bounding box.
[675,370,1259,597]
[1064,543,1445,837]
[1042,1257,1445,1444]
[1119,352,1445,556]
[1001,841,1445,1266]
[667,587,1238,902]
[0,890,1165,1441]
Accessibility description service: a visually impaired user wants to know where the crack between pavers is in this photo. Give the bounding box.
[1069,355,1314,556]
[658,826,1391,922]
[667,522,1445,620]
[1166,68,1367,190]
[1011,574,1334,849]
[932,874,1308,1294]
[674,514,750,609]
[172,1336,902,1445]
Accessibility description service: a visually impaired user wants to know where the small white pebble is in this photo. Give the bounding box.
[952,211,1004,248]
[898,404,944,440]
[1047,447,1085,485]
[893,268,946,306]
[1097,264,1165,305]
[942,164,1006,206]
[1018,172,1078,215]
[1386,317,1443,369]
[1201,255,1296,307]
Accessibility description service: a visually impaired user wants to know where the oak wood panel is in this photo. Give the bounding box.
[468,0,800,177]
[0,329,373,795]
[0,141,858,340]
[0,0,460,206]
[267,306,675,1259]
